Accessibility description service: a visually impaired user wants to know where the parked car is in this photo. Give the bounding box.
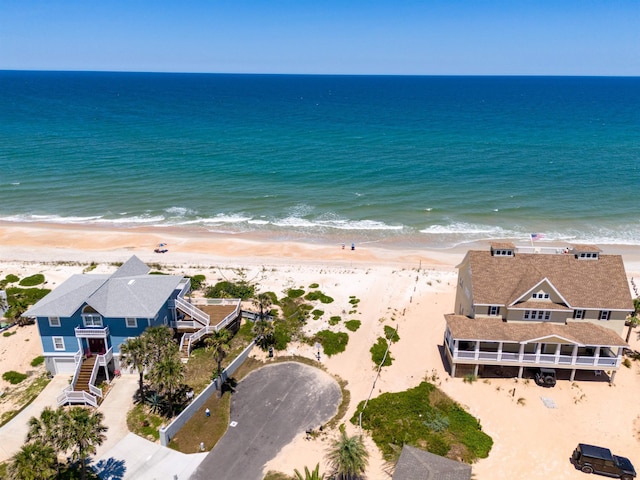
[534,367,557,387]
[572,443,636,479]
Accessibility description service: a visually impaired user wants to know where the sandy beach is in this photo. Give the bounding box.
[1,221,639,479]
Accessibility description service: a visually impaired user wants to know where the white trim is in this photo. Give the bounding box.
[125,317,138,328]
[82,314,103,327]
[48,316,61,327]
[52,336,65,351]
[509,277,571,309]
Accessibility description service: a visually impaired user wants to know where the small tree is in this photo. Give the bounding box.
[8,441,57,480]
[65,407,107,480]
[26,407,68,478]
[205,328,233,396]
[252,319,275,350]
[147,347,184,417]
[252,292,273,320]
[625,297,640,343]
[119,336,148,401]
[326,428,369,480]
[294,463,325,480]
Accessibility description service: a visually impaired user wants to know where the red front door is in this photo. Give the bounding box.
[88,338,105,355]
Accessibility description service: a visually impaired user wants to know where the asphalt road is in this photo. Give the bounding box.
[190,361,342,480]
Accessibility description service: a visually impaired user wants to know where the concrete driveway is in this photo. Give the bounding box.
[190,361,342,480]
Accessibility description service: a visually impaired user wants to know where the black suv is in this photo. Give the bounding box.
[534,367,557,387]
[572,443,636,479]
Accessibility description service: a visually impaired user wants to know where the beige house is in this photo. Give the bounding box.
[444,243,633,383]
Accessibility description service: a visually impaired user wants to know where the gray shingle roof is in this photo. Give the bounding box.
[393,445,472,480]
[24,256,184,319]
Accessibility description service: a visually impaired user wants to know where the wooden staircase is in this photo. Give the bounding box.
[74,356,96,394]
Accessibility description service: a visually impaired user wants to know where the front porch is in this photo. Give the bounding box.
[443,315,628,383]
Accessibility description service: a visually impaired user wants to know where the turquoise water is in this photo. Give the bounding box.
[0,72,638,247]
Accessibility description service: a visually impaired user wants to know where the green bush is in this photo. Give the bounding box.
[312,309,324,320]
[3,331,16,337]
[315,330,349,356]
[304,291,334,304]
[384,325,400,343]
[189,274,206,291]
[5,287,51,320]
[18,274,45,286]
[308,283,319,289]
[30,356,45,367]
[352,382,492,463]
[287,288,305,299]
[329,316,341,326]
[349,296,360,305]
[370,337,393,367]
[345,320,361,332]
[204,281,255,300]
[273,323,292,351]
[3,274,19,285]
[2,371,27,384]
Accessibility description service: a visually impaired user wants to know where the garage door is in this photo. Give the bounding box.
[54,358,77,375]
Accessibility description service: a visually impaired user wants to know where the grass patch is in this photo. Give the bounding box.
[287,288,305,299]
[0,373,50,427]
[304,291,334,303]
[311,309,324,320]
[127,404,165,441]
[344,320,361,332]
[349,296,360,305]
[308,283,319,289]
[2,331,16,337]
[370,337,393,367]
[384,325,400,343]
[352,381,492,463]
[30,356,44,367]
[328,315,341,326]
[314,330,349,356]
[204,281,255,300]
[18,273,45,286]
[2,371,27,384]
[1,274,20,286]
[264,471,294,480]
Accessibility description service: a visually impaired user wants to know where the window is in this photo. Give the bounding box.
[53,337,65,351]
[524,310,551,321]
[532,293,550,299]
[573,310,585,319]
[494,249,513,257]
[599,310,611,321]
[48,316,60,327]
[489,306,499,316]
[82,314,102,327]
[579,252,598,259]
[125,318,137,328]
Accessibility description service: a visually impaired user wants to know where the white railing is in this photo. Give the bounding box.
[213,304,241,332]
[96,347,113,367]
[74,326,110,338]
[515,246,567,255]
[57,390,98,408]
[69,352,84,392]
[178,299,241,357]
[450,347,620,367]
[87,360,103,398]
[174,297,209,326]
[193,298,241,307]
[89,383,102,398]
[175,320,198,329]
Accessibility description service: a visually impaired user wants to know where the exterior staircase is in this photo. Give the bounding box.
[74,356,96,394]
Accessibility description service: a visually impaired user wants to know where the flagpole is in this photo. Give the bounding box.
[530,234,533,248]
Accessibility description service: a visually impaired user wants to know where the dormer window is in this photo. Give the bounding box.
[578,252,599,260]
[489,306,499,316]
[494,249,513,257]
[490,242,515,257]
[532,292,550,300]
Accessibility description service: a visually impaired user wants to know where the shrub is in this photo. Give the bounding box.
[18,274,45,286]
[30,356,45,367]
[189,274,206,291]
[329,316,341,326]
[287,288,305,299]
[623,358,632,368]
[349,296,360,305]
[384,325,400,343]
[345,320,361,332]
[312,309,324,320]
[2,371,27,384]
[304,291,334,304]
[3,331,16,337]
[3,274,19,284]
[273,323,291,351]
[463,374,477,384]
[308,283,319,289]
[370,337,393,367]
[315,330,349,356]
[205,281,255,300]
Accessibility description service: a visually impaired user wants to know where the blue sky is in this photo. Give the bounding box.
[1,0,638,75]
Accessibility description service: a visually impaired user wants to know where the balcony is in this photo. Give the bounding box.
[74,326,109,339]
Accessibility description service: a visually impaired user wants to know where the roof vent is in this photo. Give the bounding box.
[128,279,136,285]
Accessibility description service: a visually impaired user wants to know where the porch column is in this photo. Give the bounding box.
[518,366,524,378]
[570,369,576,381]
[451,363,457,377]
[453,339,459,358]
[594,346,601,366]
[473,364,479,376]
[535,343,542,363]
[474,341,480,361]
[571,344,578,365]
[518,343,525,363]
[609,370,617,384]
[497,342,503,361]
[554,344,561,365]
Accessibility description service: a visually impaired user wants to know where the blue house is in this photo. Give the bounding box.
[24,255,241,407]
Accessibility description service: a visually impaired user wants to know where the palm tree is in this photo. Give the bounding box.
[147,348,184,417]
[252,292,273,320]
[326,429,369,480]
[119,336,148,401]
[205,328,232,395]
[65,407,108,480]
[252,319,275,350]
[7,441,57,480]
[294,463,325,480]
[26,407,68,478]
[143,325,177,365]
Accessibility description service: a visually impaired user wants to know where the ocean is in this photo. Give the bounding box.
[0,71,638,249]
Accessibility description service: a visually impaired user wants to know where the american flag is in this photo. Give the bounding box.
[531,233,545,240]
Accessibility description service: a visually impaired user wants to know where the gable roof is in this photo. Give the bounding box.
[445,314,628,347]
[464,250,633,311]
[25,256,185,319]
[393,445,472,480]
